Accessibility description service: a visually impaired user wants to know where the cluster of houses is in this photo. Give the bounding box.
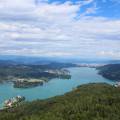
[114,82,120,87]
[77,63,105,68]
[44,69,70,75]
[4,95,25,108]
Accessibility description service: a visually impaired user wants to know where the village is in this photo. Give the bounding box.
[114,82,120,87]
[4,95,25,108]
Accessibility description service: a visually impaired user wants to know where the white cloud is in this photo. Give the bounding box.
[80,2,98,17]
[99,50,120,59]
[0,0,34,9]
[0,0,120,59]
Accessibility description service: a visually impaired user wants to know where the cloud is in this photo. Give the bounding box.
[0,0,34,9]
[0,0,120,59]
[79,2,98,17]
[99,50,120,59]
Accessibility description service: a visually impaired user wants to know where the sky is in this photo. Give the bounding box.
[0,0,120,59]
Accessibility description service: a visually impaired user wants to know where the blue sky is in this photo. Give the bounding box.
[0,0,120,59]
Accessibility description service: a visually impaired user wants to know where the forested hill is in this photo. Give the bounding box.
[0,61,75,82]
[97,64,120,81]
[1,83,120,120]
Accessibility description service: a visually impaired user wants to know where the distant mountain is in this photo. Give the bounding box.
[0,55,54,65]
[0,55,119,65]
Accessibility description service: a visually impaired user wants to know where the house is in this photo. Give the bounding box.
[4,95,25,108]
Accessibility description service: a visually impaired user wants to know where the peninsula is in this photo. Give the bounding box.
[0,61,74,88]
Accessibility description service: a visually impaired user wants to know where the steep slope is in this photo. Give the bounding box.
[97,64,120,81]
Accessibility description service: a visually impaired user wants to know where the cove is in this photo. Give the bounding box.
[0,67,115,108]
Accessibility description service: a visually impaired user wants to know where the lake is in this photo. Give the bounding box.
[0,67,115,108]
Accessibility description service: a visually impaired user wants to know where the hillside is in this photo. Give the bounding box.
[97,64,120,81]
[1,83,120,120]
[0,61,74,82]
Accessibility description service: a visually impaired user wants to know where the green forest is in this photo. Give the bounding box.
[1,83,120,120]
[0,62,74,82]
[97,64,120,81]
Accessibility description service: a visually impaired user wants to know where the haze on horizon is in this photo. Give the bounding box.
[0,0,120,60]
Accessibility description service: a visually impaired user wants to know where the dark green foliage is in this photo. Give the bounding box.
[0,62,73,82]
[97,64,120,81]
[1,83,120,120]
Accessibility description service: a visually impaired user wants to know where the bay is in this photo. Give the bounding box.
[0,67,115,108]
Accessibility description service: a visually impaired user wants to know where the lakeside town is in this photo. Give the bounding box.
[3,96,25,109]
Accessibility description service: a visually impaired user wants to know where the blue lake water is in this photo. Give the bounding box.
[0,67,115,108]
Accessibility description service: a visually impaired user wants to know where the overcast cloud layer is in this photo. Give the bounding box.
[0,0,120,59]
